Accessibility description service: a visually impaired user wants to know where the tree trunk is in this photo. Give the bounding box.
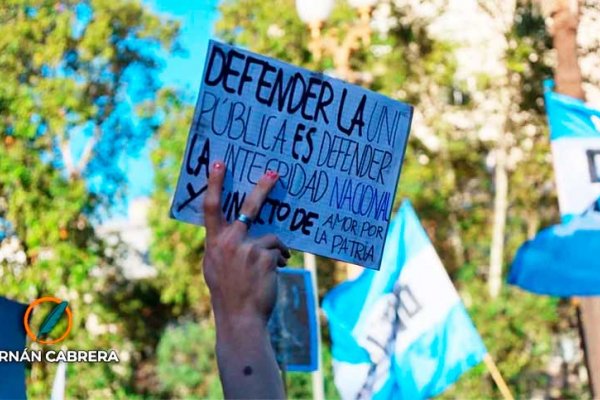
[489,137,509,299]
[552,0,585,99]
[551,0,600,396]
[579,299,600,397]
[485,0,517,299]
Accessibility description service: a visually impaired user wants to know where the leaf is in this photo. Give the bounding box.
[37,301,69,339]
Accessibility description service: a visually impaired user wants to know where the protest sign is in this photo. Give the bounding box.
[268,268,318,372]
[170,40,413,269]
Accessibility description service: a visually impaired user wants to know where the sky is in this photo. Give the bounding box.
[107,0,219,215]
[145,0,219,91]
[1,2,206,234]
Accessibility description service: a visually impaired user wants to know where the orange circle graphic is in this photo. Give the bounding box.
[23,297,73,345]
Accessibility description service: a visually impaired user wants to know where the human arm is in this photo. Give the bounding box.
[202,162,288,399]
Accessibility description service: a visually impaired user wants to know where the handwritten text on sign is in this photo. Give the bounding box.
[170,40,413,270]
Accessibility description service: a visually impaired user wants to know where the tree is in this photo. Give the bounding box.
[0,0,177,396]
[148,0,592,398]
[217,0,589,398]
[148,89,211,317]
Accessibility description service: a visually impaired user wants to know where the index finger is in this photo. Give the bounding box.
[203,161,226,237]
[232,170,279,236]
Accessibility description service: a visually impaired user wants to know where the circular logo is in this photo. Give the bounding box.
[23,297,73,345]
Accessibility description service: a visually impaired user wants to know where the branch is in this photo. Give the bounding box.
[477,0,516,34]
[59,138,77,179]
[76,125,102,177]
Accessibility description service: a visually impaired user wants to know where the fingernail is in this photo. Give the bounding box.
[266,170,279,179]
[213,161,223,170]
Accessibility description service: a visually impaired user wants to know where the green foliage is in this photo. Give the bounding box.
[148,89,211,317]
[0,0,590,398]
[0,0,177,397]
[208,0,585,398]
[440,279,561,398]
[157,321,223,398]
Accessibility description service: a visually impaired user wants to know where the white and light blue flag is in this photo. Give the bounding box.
[509,80,600,296]
[323,201,486,399]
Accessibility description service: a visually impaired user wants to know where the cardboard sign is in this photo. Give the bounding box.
[170,40,413,269]
[268,268,318,372]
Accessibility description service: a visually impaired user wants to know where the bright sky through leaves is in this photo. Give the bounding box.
[73,0,218,216]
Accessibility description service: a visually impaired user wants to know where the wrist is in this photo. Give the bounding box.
[211,295,269,328]
[213,305,269,342]
[214,311,268,338]
[212,306,285,400]
[214,313,272,365]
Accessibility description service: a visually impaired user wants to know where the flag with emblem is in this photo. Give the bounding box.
[323,201,486,399]
[509,80,600,296]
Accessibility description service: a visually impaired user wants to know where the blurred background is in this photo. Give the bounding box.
[1,0,599,398]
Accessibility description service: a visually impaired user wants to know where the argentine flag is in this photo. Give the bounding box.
[323,201,486,399]
[509,81,600,296]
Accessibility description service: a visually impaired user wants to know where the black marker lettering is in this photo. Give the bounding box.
[337,89,366,137]
[185,136,210,178]
[223,49,245,94]
[176,183,207,212]
[315,80,333,124]
[256,62,277,105]
[204,46,227,87]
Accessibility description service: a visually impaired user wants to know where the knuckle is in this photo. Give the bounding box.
[219,235,237,254]
[203,196,220,214]
[257,178,273,190]
[259,252,274,267]
[263,234,277,243]
[248,243,262,259]
[244,202,259,217]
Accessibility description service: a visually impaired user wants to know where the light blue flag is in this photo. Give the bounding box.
[323,201,486,400]
[508,81,600,296]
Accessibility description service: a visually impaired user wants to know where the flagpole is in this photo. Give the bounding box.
[50,361,67,400]
[280,363,288,397]
[483,353,514,400]
[304,252,325,400]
